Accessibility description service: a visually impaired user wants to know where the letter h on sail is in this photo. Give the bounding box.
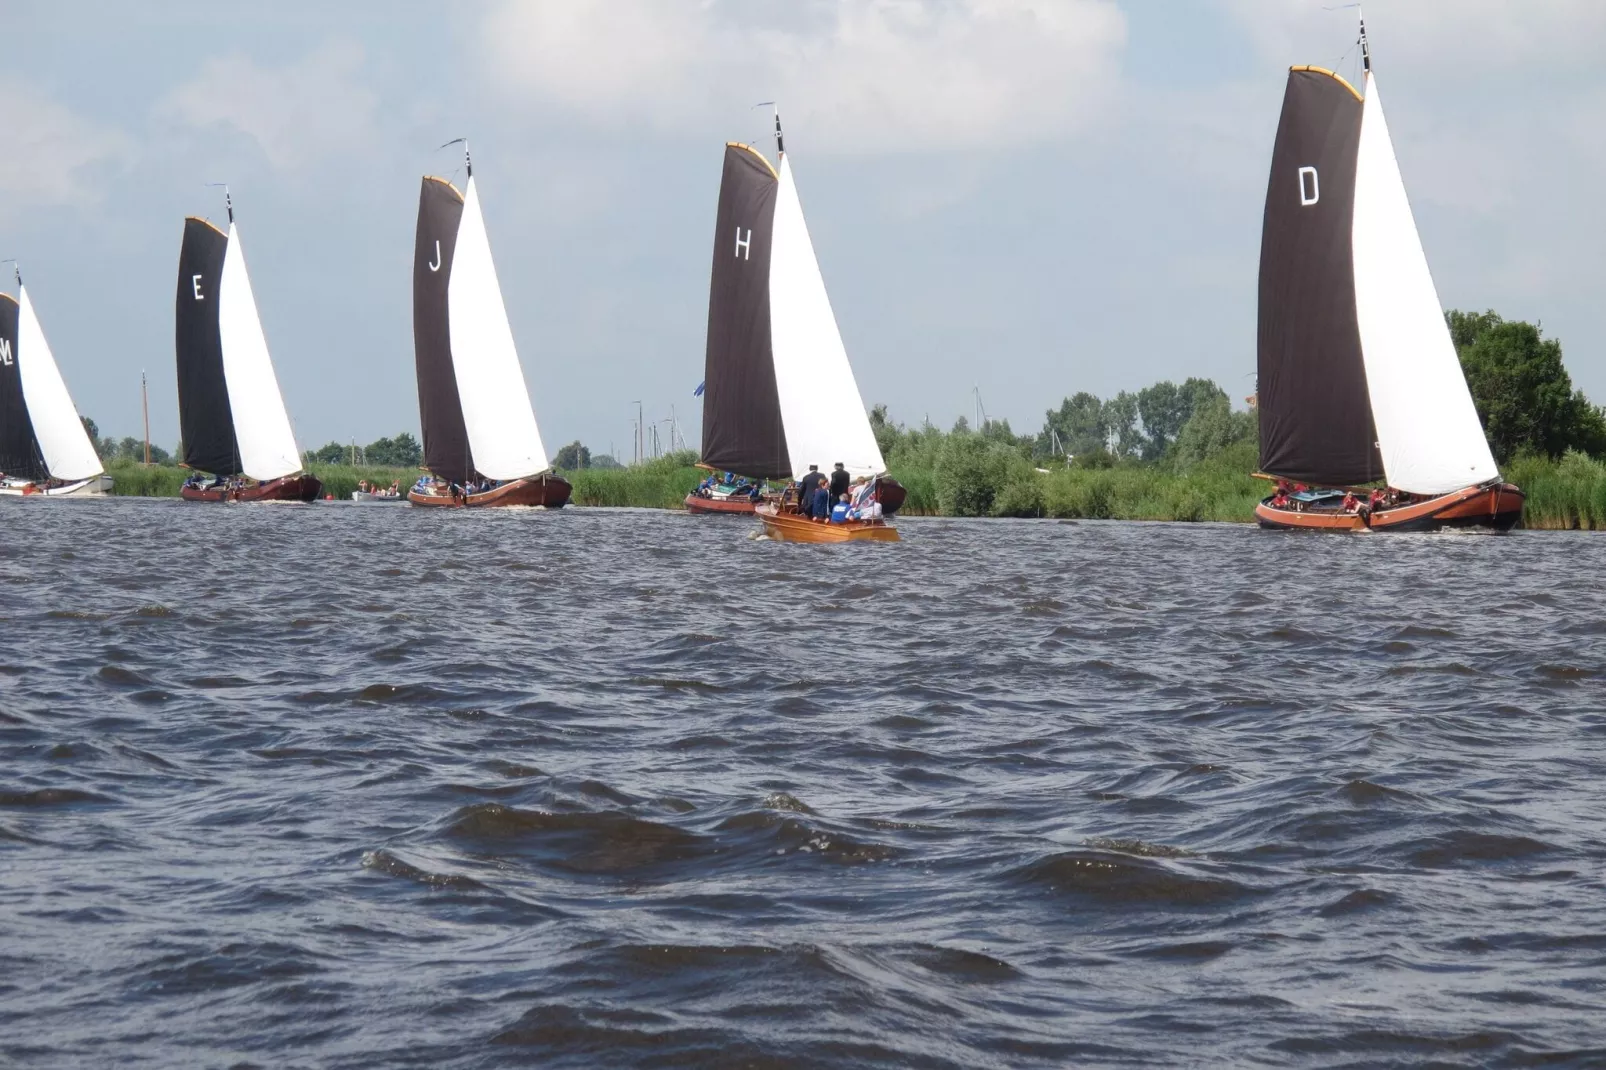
[734,227,752,260]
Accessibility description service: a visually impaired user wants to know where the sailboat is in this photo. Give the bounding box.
[174,191,322,503]
[409,143,570,509]
[1254,17,1522,532]
[0,267,112,496]
[691,107,903,541]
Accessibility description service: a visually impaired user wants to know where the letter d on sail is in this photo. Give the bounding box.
[1298,166,1320,206]
[734,227,751,260]
[428,240,442,272]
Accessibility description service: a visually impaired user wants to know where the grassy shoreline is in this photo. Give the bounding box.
[97,455,1606,529]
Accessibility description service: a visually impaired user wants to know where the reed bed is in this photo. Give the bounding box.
[1504,453,1606,530]
[564,463,705,508]
[98,454,1606,530]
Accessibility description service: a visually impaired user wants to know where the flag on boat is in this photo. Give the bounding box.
[693,380,704,397]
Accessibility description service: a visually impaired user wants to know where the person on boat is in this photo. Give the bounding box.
[799,464,825,507]
[1270,486,1291,509]
[829,462,850,503]
[830,493,853,524]
[809,479,833,521]
[1342,491,1359,514]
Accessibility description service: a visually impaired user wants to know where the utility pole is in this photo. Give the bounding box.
[140,370,151,465]
[634,401,644,465]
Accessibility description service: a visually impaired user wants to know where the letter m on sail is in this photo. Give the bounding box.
[0,338,12,366]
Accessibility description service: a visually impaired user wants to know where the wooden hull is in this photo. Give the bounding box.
[407,474,572,509]
[1256,482,1524,532]
[757,505,900,543]
[181,474,323,503]
[685,493,760,515]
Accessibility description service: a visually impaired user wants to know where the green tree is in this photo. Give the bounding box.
[1036,392,1106,460]
[80,416,109,458]
[1105,391,1142,458]
[554,440,591,469]
[1136,378,1226,460]
[1173,395,1256,466]
[364,432,422,467]
[1449,310,1602,461]
[308,441,348,465]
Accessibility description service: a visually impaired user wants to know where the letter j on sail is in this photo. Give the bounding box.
[735,227,751,260]
[1299,166,1320,206]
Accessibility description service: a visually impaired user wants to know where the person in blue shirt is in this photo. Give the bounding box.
[829,493,852,524]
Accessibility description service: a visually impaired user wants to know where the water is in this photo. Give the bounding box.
[2,499,1605,1068]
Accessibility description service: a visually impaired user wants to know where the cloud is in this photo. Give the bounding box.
[157,42,379,173]
[479,0,1128,152]
[0,77,128,217]
[1217,0,1606,70]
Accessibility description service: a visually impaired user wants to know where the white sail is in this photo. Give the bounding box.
[16,284,102,481]
[218,224,303,482]
[767,155,886,482]
[1352,73,1498,495]
[446,176,548,481]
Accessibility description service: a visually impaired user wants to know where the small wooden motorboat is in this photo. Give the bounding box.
[181,473,323,503]
[756,502,899,543]
[685,490,763,514]
[407,473,571,508]
[410,144,569,509]
[174,190,322,503]
[350,491,407,503]
[695,108,901,540]
[1252,20,1520,533]
[0,268,111,496]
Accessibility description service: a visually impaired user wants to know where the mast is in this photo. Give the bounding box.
[141,370,151,465]
[1348,16,1498,494]
[766,128,886,480]
[214,190,303,481]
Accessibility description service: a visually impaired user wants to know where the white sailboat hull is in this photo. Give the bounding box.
[0,474,113,497]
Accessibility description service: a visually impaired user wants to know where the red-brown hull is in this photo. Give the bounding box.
[407,474,572,509]
[1256,482,1524,532]
[684,493,761,515]
[181,474,323,503]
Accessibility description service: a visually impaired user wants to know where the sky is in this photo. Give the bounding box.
[4,0,1604,460]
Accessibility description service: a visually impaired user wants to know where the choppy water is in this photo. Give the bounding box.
[3,500,1605,1067]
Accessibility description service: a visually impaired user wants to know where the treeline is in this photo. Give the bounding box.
[81,418,175,465]
[305,432,422,468]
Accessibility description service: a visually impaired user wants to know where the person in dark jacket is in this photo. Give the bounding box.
[798,464,824,514]
[828,462,850,502]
